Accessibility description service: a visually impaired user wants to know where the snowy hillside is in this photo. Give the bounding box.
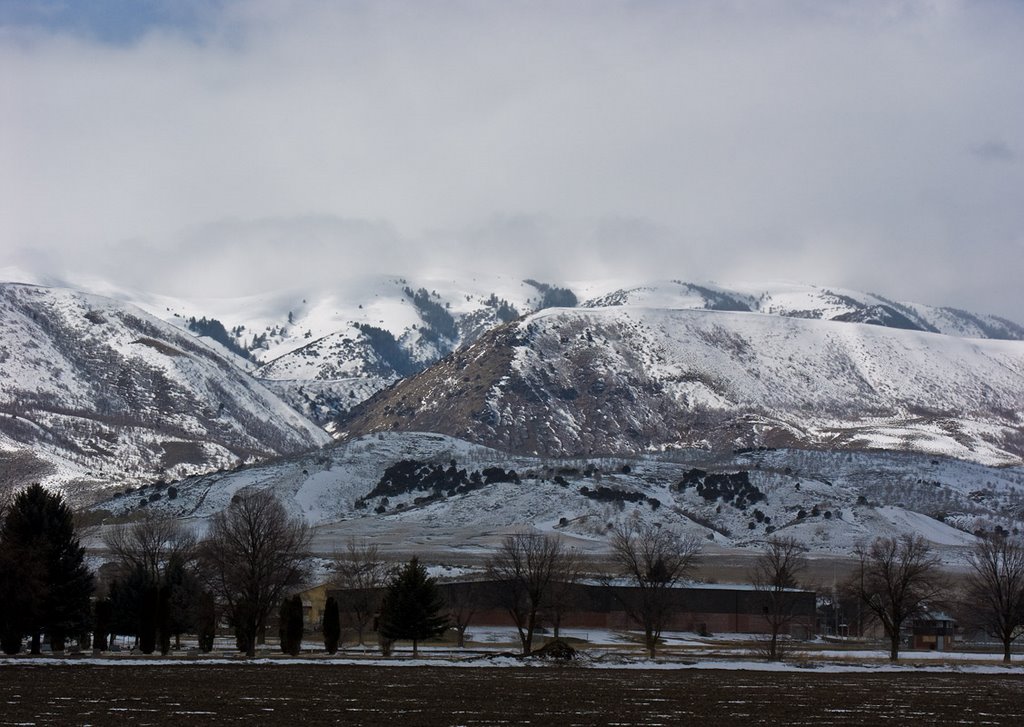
[0,283,330,499]
[123,277,1024,427]
[8,271,1021,429]
[585,280,1024,340]
[337,306,1024,465]
[87,432,1024,559]
[87,275,563,423]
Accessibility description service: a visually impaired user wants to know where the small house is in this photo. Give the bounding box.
[911,611,956,651]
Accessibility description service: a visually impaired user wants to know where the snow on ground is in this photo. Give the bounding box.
[83,430,1024,563]
[2,649,1020,674]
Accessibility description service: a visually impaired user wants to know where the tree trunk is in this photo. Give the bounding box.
[646,629,656,659]
[413,639,418,657]
[246,615,258,658]
[31,631,41,655]
[456,626,466,648]
[889,634,900,662]
[1003,637,1012,663]
[522,615,535,655]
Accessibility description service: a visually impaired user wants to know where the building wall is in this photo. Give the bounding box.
[328,580,817,637]
[298,584,329,628]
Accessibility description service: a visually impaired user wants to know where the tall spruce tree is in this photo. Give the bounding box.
[0,484,93,654]
[377,557,449,656]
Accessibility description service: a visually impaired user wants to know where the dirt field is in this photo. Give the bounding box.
[1,663,1022,726]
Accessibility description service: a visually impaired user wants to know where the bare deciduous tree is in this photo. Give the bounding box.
[199,490,310,657]
[607,520,702,658]
[445,581,478,648]
[103,513,200,651]
[546,547,582,639]
[964,535,1024,663]
[486,531,570,655]
[750,536,808,661]
[333,538,389,646]
[103,514,197,583]
[848,534,946,662]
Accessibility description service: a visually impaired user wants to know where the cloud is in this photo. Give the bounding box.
[1,1,1023,320]
[970,140,1017,163]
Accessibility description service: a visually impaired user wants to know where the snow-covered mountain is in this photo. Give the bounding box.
[336,305,1024,466]
[80,274,563,423]
[10,271,1020,428]
[5,271,1023,555]
[0,283,330,499]
[584,280,1024,340]
[86,432,1024,558]
[3,270,1023,500]
[145,278,1024,427]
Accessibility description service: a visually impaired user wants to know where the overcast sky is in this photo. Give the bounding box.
[1,0,1022,320]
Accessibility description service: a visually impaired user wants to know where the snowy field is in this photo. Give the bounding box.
[3,629,1021,675]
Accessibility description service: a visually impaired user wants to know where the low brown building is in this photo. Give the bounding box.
[328,579,817,638]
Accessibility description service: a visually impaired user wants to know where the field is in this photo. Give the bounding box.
[1,663,1022,726]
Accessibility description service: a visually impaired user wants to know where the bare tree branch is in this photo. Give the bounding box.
[964,535,1024,663]
[198,489,310,657]
[332,538,389,646]
[103,513,197,584]
[847,534,946,662]
[750,536,808,661]
[607,519,702,658]
[486,531,570,655]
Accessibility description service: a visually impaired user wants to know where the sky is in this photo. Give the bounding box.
[1,0,1022,320]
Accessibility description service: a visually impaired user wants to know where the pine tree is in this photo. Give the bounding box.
[0,537,41,654]
[377,557,449,656]
[0,484,93,654]
[323,596,340,655]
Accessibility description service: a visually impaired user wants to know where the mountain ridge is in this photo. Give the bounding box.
[335,305,1024,465]
[0,282,330,499]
